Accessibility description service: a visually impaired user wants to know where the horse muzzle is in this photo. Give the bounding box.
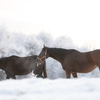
[36,57,42,67]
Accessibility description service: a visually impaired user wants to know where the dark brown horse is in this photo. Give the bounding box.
[0,55,47,79]
[36,46,100,78]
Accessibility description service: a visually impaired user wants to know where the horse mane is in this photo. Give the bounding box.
[47,47,76,55]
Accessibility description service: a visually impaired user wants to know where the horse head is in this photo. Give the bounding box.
[36,45,47,66]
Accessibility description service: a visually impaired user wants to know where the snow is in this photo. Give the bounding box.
[0,77,100,100]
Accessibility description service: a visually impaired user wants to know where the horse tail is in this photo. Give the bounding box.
[43,61,48,78]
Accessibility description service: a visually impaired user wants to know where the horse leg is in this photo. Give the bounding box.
[65,69,71,78]
[37,73,44,78]
[72,72,77,78]
[37,75,44,78]
[6,75,16,79]
[11,75,16,79]
[6,75,11,79]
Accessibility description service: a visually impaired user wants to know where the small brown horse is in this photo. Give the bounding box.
[36,46,100,78]
[0,55,47,79]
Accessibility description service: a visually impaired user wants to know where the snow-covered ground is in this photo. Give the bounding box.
[0,77,100,100]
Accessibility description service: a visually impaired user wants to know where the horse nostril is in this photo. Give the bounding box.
[36,63,39,67]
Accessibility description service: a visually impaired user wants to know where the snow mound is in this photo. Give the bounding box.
[0,78,100,100]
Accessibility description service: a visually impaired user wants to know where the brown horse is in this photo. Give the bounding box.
[0,55,47,79]
[36,46,100,78]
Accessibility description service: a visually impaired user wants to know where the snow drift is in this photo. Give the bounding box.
[0,78,100,100]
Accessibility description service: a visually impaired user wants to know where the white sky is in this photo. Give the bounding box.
[0,0,100,46]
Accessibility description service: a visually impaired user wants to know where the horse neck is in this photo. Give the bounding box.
[47,48,65,63]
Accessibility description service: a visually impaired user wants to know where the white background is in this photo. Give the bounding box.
[0,0,100,46]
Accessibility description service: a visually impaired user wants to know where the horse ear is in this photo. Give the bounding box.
[43,45,46,48]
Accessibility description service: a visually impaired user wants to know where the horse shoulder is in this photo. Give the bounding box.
[62,51,78,70]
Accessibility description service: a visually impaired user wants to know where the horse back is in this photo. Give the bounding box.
[90,50,100,66]
[63,50,96,70]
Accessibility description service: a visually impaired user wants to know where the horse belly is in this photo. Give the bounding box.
[14,61,35,75]
[76,65,97,73]
[14,68,31,75]
[14,64,32,75]
[72,53,97,73]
